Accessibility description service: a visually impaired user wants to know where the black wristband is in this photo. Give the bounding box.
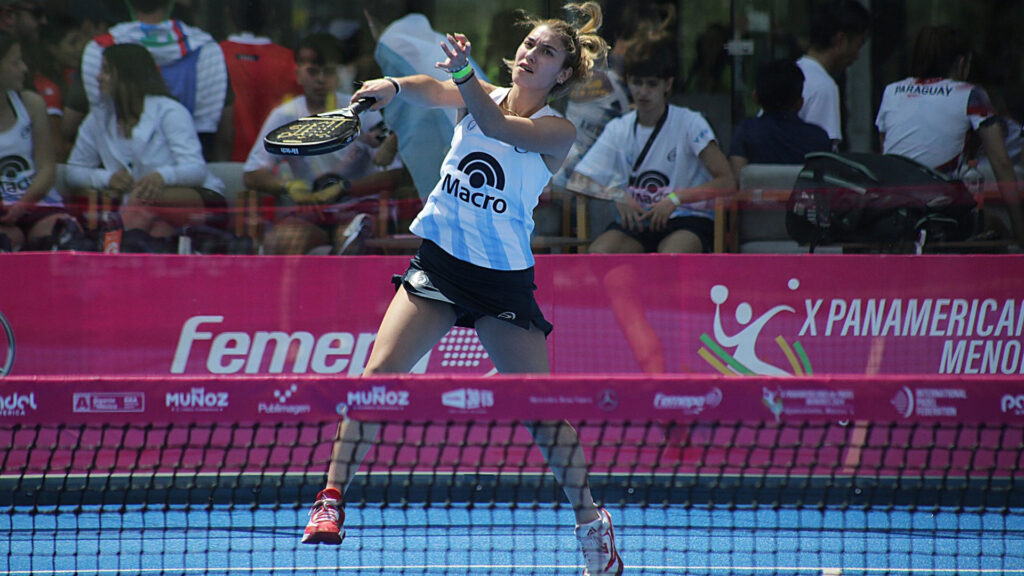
[384,76,401,96]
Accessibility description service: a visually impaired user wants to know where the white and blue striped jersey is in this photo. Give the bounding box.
[410,88,557,271]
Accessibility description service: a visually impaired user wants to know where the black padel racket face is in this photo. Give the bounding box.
[264,97,375,156]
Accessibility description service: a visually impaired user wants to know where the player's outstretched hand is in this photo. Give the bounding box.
[436,33,471,74]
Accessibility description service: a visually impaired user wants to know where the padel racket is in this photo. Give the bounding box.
[264,97,376,156]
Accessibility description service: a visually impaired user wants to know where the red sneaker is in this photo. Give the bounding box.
[301,489,345,545]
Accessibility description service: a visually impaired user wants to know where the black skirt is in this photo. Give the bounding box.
[393,240,553,336]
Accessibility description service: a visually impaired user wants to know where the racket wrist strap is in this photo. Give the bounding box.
[384,76,401,96]
[451,64,473,81]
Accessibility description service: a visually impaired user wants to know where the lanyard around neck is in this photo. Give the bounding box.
[632,106,668,173]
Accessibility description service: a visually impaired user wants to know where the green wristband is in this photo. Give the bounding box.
[451,64,473,81]
[453,69,475,85]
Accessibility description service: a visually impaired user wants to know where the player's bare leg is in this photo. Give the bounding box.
[305,286,456,544]
[477,316,623,575]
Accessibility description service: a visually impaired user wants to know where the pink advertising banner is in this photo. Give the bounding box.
[3,374,1021,479]
[2,253,1024,379]
[3,252,1022,479]
[2,374,1022,425]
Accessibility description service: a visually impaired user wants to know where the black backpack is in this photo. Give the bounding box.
[785,152,977,248]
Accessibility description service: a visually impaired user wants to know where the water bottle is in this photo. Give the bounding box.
[100,209,123,254]
[177,226,193,255]
[960,159,985,236]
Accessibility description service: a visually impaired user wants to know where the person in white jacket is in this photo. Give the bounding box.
[66,43,223,243]
[66,0,230,160]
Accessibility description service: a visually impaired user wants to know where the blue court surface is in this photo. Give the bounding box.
[5,504,1023,575]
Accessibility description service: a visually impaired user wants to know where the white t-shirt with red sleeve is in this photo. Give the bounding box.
[875,77,996,173]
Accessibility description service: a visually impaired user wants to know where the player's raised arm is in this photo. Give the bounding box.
[439,33,576,162]
[352,72,495,112]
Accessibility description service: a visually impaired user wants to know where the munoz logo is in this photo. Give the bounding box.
[166,387,229,412]
[336,385,411,417]
[700,280,812,376]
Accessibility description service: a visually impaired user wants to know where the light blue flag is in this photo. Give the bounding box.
[374,14,488,199]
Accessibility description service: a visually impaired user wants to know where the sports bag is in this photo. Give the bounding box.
[785,152,976,247]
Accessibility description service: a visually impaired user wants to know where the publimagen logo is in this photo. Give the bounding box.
[699,280,813,376]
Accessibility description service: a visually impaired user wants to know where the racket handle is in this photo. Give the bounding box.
[350,97,376,114]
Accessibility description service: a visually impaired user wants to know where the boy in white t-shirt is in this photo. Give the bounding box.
[243,34,399,255]
[570,34,734,254]
[569,32,735,375]
[796,0,870,147]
